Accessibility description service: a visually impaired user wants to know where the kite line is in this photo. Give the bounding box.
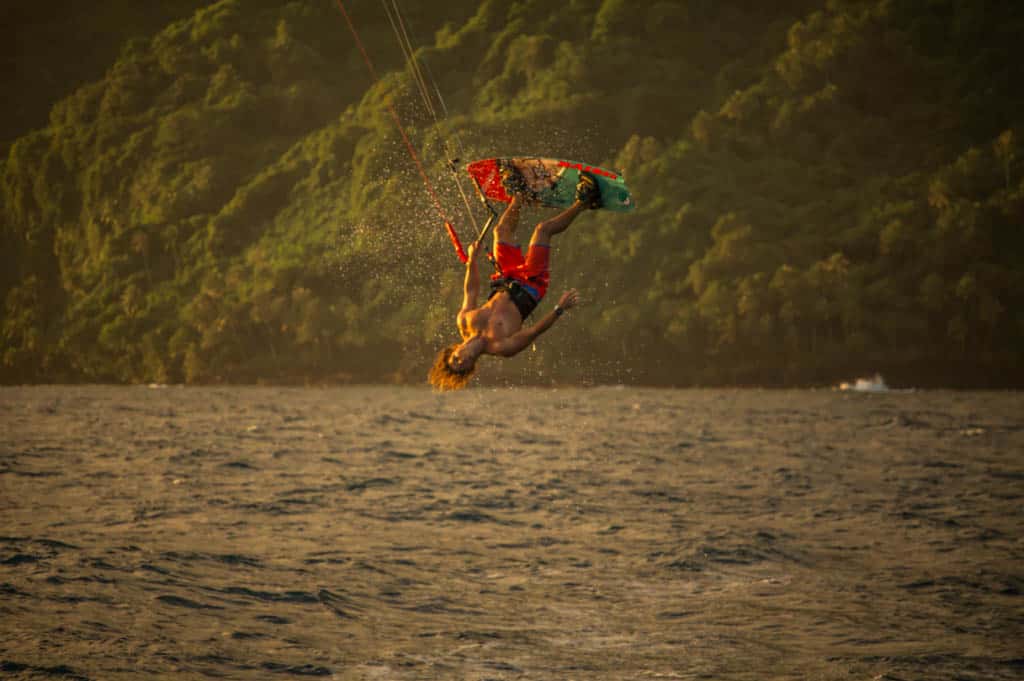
[332,0,473,263]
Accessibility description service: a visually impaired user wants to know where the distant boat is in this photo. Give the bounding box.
[838,374,888,392]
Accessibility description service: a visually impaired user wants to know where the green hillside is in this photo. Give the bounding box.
[3,0,1022,386]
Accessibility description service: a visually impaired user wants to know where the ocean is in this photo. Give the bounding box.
[2,385,1022,680]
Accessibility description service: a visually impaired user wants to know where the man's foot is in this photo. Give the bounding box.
[500,165,540,204]
[574,172,602,208]
[501,167,528,194]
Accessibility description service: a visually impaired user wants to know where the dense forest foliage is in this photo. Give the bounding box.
[3,0,1022,387]
[0,1,216,155]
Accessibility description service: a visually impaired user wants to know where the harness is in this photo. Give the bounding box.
[488,278,539,321]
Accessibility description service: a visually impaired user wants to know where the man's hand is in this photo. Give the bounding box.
[557,288,580,311]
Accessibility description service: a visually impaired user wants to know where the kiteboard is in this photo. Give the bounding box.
[465,157,635,212]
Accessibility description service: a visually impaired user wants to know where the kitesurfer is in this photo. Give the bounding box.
[428,173,602,390]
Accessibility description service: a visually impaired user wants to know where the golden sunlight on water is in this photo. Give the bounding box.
[1,385,1022,680]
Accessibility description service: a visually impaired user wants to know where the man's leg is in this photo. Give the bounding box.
[493,194,524,255]
[528,200,587,247]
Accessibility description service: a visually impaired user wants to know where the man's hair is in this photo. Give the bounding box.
[428,343,477,391]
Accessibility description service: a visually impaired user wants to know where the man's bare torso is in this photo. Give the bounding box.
[457,291,523,352]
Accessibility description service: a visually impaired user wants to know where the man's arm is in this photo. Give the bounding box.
[493,289,580,357]
[459,244,481,314]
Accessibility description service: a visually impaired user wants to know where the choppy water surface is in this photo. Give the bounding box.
[1,385,1022,680]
